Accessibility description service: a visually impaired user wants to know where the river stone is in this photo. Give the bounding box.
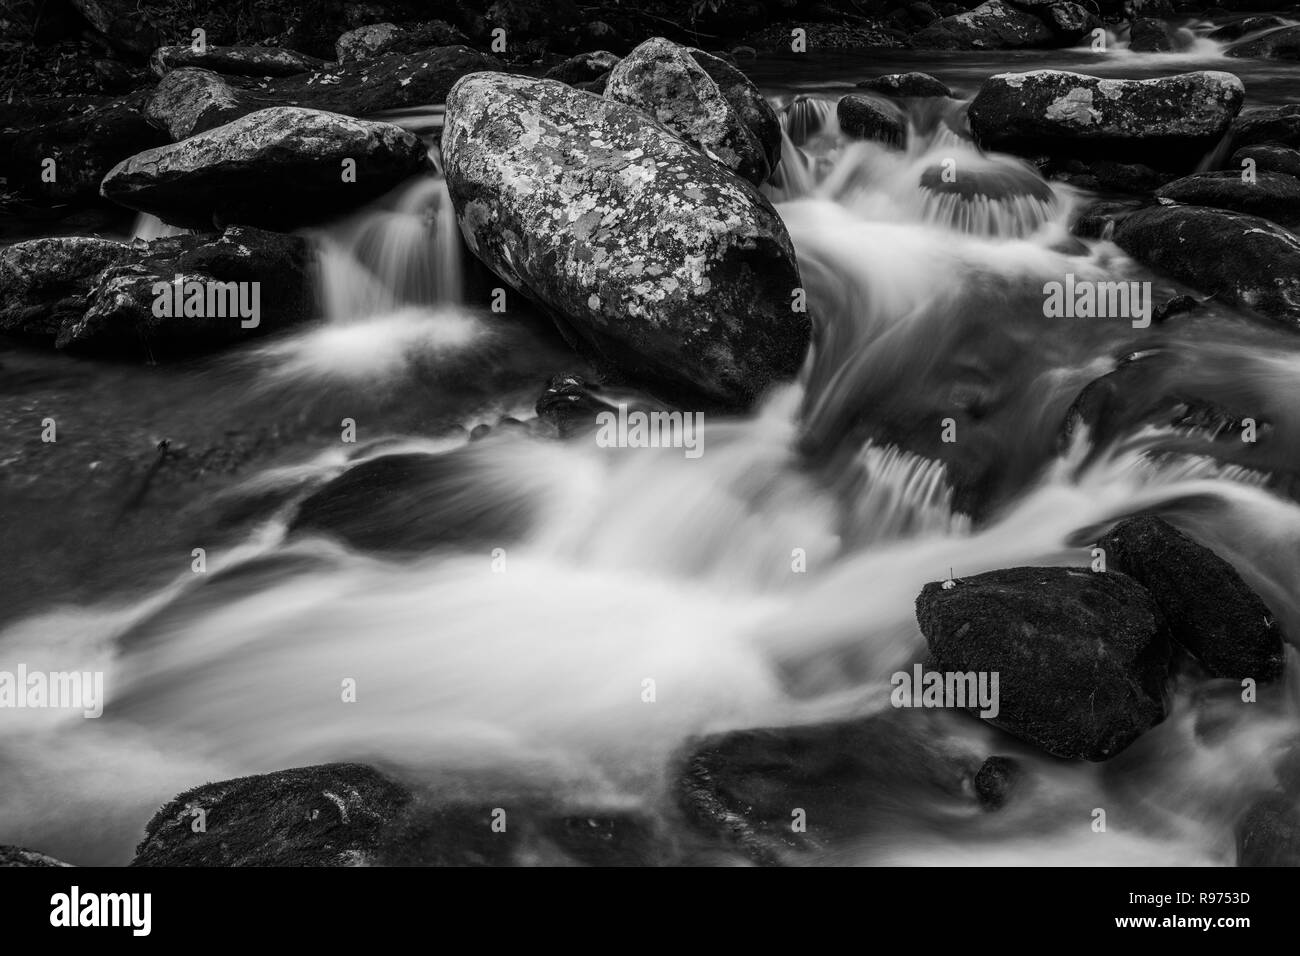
[912,0,1056,50]
[1155,170,1300,228]
[688,47,782,179]
[915,566,1171,761]
[0,236,131,339]
[441,72,810,408]
[1231,144,1300,178]
[1099,516,1285,681]
[335,20,469,61]
[1129,17,1174,52]
[967,70,1245,169]
[53,226,316,357]
[101,106,431,230]
[1226,24,1300,60]
[605,37,772,186]
[1209,16,1287,42]
[148,45,327,78]
[837,94,907,146]
[857,72,952,98]
[1113,204,1300,325]
[131,764,412,866]
[144,68,250,141]
[1230,105,1300,150]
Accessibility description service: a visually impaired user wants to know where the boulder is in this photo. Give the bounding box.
[0,236,131,339]
[0,92,168,204]
[857,72,952,98]
[0,228,316,357]
[335,20,469,61]
[967,70,1245,169]
[913,0,1056,49]
[0,845,74,867]
[1226,24,1300,60]
[441,72,810,408]
[144,68,250,141]
[1038,1,1102,43]
[148,45,327,78]
[1232,143,1300,178]
[837,94,907,146]
[604,37,772,186]
[915,566,1171,760]
[1129,16,1174,51]
[688,48,782,180]
[543,50,621,87]
[1098,516,1285,681]
[1113,204,1300,325]
[131,764,412,866]
[101,106,431,230]
[1154,170,1300,228]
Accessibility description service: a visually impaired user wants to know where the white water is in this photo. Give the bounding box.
[6,78,1300,867]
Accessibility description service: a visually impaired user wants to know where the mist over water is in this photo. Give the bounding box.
[5,42,1300,866]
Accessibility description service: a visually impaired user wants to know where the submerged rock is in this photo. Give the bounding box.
[101,106,431,230]
[974,755,1021,810]
[604,37,773,186]
[1209,16,1287,43]
[1113,204,1300,326]
[441,72,809,408]
[916,566,1171,761]
[1099,516,1285,681]
[131,764,412,866]
[1226,24,1300,60]
[967,70,1245,169]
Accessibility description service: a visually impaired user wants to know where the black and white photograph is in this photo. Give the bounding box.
[0,0,1294,920]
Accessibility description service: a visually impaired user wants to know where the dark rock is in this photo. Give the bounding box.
[1057,158,1174,191]
[1230,105,1300,150]
[974,755,1021,809]
[441,72,810,409]
[142,45,502,141]
[968,70,1245,170]
[1226,24,1300,59]
[677,712,976,864]
[0,236,131,339]
[334,20,469,61]
[148,45,327,78]
[1207,15,1286,42]
[1070,198,1144,237]
[1232,143,1300,178]
[1152,293,1201,323]
[913,0,1056,49]
[0,845,74,867]
[534,373,619,437]
[53,226,316,357]
[857,71,952,98]
[916,566,1171,761]
[131,764,412,866]
[290,446,540,552]
[1129,16,1174,50]
[605,37,773,187]
[1113,204,1300,325]
[101,106,431,230]
[1236,794,1300,866]
[543,50,622,86]
[1098,516,1285,681]
[1039,1,1103,42]
[837,94,907,146]
[0,91,168,204]
[1155,169,1300,228]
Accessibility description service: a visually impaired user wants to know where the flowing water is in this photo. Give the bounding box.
[4,23,1300,865]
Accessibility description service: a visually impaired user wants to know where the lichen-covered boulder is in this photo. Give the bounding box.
[334,20,469,62]
[605,37,773,187]
[0,236,131,339]
[912,0,1055,49]
[101,106,431,230]
[144,68,250,141]
[442,72,810,408]
[968,70,1245,169]
[687,47,782,178]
